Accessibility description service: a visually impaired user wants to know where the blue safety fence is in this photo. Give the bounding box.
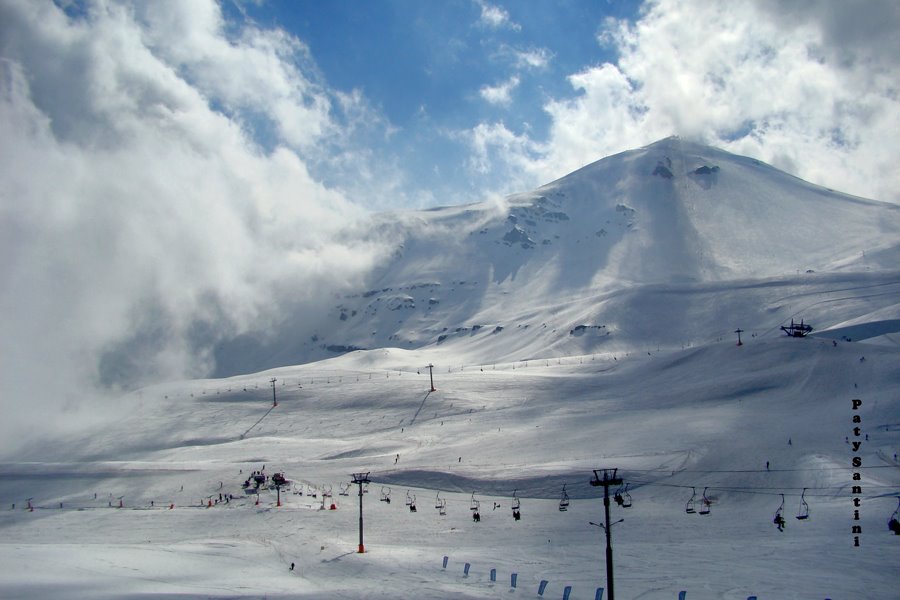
[441,556,768,600]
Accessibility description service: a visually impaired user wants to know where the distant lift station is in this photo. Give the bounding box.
[781,319,813,337]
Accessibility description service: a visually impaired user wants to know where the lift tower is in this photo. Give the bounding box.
[591,468,623,600]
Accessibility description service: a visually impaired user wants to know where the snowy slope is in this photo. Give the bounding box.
[2,333,898,599]
[243,137,900,373]
[1,139,899,599]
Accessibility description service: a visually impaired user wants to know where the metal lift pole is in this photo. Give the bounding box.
[591,468,623,600]
[351,472,370,553]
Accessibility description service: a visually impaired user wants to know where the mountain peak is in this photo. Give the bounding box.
[217,141,900,374]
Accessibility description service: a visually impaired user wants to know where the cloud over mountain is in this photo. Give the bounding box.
[0,1,392,449]
[469,0,900,204]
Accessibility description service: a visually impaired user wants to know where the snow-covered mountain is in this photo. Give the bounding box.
[2,138,898,599]
[227,136,900,374]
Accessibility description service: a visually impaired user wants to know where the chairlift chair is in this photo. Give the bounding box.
[307,484,317,498]
[773,494,786,531]
[409,495,417,512]
[512,489,522,520]
[435,492,443,509]
[439,498,447,516]
[698,487,711,515]
[339,482,350,496]
[323,484,333,498]
[380,486,392,503]
[405,491,413,506]
[796,488,810,520]
[614,484,624,506]
[470,493,480,512]
[685,487,697,514]
[621,483,633,508]
[559,484,570,512]
[889,498,900,534]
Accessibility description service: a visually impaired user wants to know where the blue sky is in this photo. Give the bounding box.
[195,0,898,211]
[218,0,642,206]
[244,1,637,130]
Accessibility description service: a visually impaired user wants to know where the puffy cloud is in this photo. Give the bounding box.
[475,0,521,31]
[132,0,333,151]
[461,122,544,193]
[467,0,900,204]
[0,0,391,453]
[513,47,552,70]
[480,75,520,106]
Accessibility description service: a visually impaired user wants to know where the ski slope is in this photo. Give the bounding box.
[1,317,898,598]
[2,139,899,598]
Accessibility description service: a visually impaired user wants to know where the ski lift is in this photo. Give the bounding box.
[470,493,480,512]
[698,487,711,515]
[889,498,900,535]
[685,487,697,514]
[322,484,333,498]
[773,494,786,531]
[559,484,570,512]
[380,486,392,504]
[796,488,810,520]
[512,489,521,511]
[405,490,414,506]
[615,483,632,508]
[435,492,443,509]
[307,484,317,498]
[339,482,350,496]
[409,494,417,512]
[362,482,369,494]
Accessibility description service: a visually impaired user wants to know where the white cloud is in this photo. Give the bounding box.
[480,75,520,106]
[132,0,334,151]
[459,122,544,195]
[0,0,394,453]
[465,0,900,204]
[513,47,552,70]
[475,0,521,31]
